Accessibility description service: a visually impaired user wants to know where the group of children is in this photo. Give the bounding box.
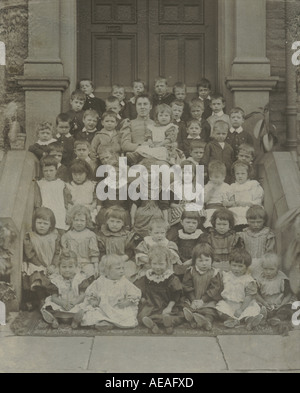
[21,76,296,333]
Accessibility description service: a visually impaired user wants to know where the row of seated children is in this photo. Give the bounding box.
[22,202,293,333]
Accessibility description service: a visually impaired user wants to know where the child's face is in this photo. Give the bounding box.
[80,81,94,96]
[210,99,225,114]
[49,150,63,164]
[195,254,212,274]
[230,261,247,277]
[215,218,230,235]
[190,106,203,120]
[154,81,167,96]
[190,147,204,163]
[38,129,53,142]
[98,151,113,164]
[198,87,211,100]
[43,165,57,181]
[106,217,124,233]
[70,98,85,112]
[73,213,86,232]
[262,260,278,280]
[187,123,201,139]
[75,144,90,159]
[56,121,71,136]
[112,87,125,102]
[72,171,87,185]
[133,82,145,96]
[237,150,252,164]
[83,115,98,130]
[102,115,117,131]
[151,257,168,275]
[247,217,264,233]
[157,111,171,126]
[230,112,245,129]
[174,87,186,101]
[106,101,121,114]
[210,172,225,185]
[150,225,167,242]
[35,218,51,235]
[181,218,198,234]
[213,125,228,142]
[108,261,125,280]
[171,104,184,121]
[60,259,77,280]
[234,165,248,185]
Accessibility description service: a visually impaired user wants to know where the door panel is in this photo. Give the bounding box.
[78,0,217,98]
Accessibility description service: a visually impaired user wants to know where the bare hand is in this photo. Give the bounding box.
[191,299,204,310]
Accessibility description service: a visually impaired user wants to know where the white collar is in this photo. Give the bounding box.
[129,97,136,104]
[88,93,95,98]
[218,142,225,149]
[120,100,125,107]
[230,126,243,134]
[198,95,211,101]
[37,138,57,146]
[187,135,201,139]
[214,111,224,117]
[82,127,97,134]
[178,229,203,240]
[117,114,122,120]
[56,133,72,138]
[145,269,173,283]
[174,119,181,123]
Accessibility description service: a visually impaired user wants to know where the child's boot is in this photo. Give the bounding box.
[162,314,174,334]
[193,313,212,331]
[41,309,59,329]
[183,307,197,329]
[71,310,84,329]
[224,318,240,328]
[142,316,162,334]
[245,313,264,331]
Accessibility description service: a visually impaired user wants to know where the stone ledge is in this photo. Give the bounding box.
[17,76,70,92]
[226,77,280,92]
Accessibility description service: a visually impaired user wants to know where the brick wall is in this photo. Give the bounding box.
[0,0,28,135]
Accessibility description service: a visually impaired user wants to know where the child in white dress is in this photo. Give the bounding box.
[41,250,88,329]
[81,254,141,328]
[225,161,264,228]
[215,248,264,329]
[61,205,100,283]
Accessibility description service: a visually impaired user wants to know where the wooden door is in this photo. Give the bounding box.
[78,0,218,98]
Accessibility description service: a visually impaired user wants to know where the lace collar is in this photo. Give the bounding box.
[145,269,173,283]
[178,229,203,240]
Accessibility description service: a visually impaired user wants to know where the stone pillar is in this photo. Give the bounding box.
[17,0,69,147]
[225,0,278,114]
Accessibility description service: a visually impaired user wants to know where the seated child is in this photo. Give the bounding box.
[237,143,257,180]
[111,84,128,119]
[170,99,187,151]
[151,76,175,113]
[41,250,87,329]
[203,160,231,228]
[255,253,294,328]
[66,89,86,137]
[182,243,221,331]
[227,107,254,159]
[47,143,70,182]
[90,110,121,163]
[238,205,276,277]
[126,79,146,120]
[202,120,234,184]
[200,208,244,272]
[97,206,140,281]
[67,160,97,215]
[28,121,57,161]
[22,207,60,310]
[62,205,99,282]
[135,218,182,280]
[55,113,75,167]
[196,78,212,120]
[80,254,141,329]
[182,120,209,158]
[74,140,96,173]
[135,245,184,334]
[105,96,124,130]
[207,94,230,132]
[75,109,100,145]
[172,82,190,122]
[35,156,71,232]
[225,161,264,228]
[78,78,105,118]
[188,99,211,142]
[214,248,264,329]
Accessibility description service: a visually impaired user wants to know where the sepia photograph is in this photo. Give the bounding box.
[0,0,300,375]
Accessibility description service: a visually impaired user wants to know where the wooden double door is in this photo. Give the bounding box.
[78,0,218,98]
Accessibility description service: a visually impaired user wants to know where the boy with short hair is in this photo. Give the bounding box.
[207,94,230,132]
[202,120,234,184]
[152,76,175,113]
[172,82,190,122]
[55,113,75,166]
[74,109,100,145]
[78,79,106,117]
[237,143,257,180]
[170,100,186,151]
[111,84,128,119]
[47,142,70,182]
[226,107,254,159]
[66,89,86,137]
[196,78,213,120]
[127,79,146,120]
[189,98,211,142]
[186,140,207,182]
